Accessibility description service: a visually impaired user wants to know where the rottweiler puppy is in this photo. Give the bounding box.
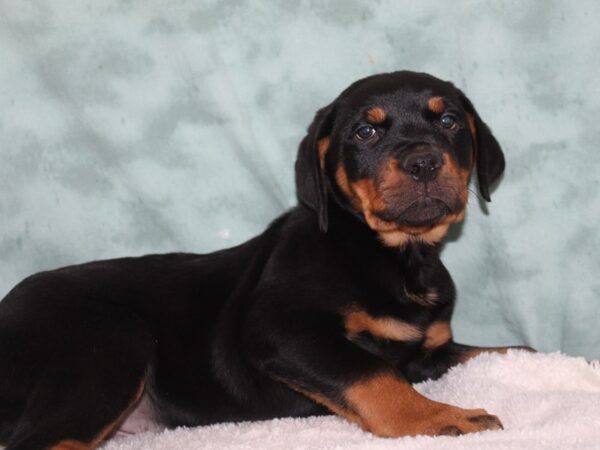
[0,71,518,450]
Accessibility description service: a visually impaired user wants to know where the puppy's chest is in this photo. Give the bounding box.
[342,303,452,364]
[342,295,447,347]
[341,261,453,357]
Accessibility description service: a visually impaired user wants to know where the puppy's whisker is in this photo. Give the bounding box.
[467,187,485,203]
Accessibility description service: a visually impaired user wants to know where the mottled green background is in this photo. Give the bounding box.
[1,1,599,358]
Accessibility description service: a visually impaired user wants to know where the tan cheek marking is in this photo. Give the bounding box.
[345,310,423,342]
[336,163,408,235]
[366,106,386,124]
[351,179,395,231]
[424,321,452,350]
[50,380,146,450]
[351,178,410,234]
[441,153,470,206]
[335,163,359,206]
[428,96,445,114]
[317,137,330,169]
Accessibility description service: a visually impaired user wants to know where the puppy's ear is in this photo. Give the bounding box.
[295,103,335,232]
[457,90,505,202]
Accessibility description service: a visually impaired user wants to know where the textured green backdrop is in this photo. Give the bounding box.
[1,1,599,358]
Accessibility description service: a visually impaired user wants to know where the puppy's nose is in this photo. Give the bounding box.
[401,150,443,182]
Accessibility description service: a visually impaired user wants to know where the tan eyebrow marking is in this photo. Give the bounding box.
[427,96,445,114]
[366,107,386,124]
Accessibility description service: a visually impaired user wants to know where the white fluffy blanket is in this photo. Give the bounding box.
[102,351,600,450]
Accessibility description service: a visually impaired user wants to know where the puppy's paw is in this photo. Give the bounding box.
[433,408,503,436]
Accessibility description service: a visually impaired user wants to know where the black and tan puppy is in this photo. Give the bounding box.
[0,71,518,450]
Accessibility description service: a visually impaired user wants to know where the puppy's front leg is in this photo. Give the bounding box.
[403,339,535,384]
[255,316,503,437]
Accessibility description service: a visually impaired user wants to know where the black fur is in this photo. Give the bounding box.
[456,89,505,201]
[0,71,513,449]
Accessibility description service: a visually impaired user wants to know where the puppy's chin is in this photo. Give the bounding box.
[377,197,452,228]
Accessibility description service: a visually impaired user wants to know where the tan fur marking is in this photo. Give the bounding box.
[335,163,355,202]
[418,222,452,245]
[345,310,422,342]
[377,229,411,247]
[345,373,502,437]
[428,96,445,114]
[404,287,439,307]
[441,153,471,205]
[366,106,386,124]
[50,380,146,450]
[424,321,452,350]
[341,152,470,248]
[351,179,397,231]
[317,137,330,169]
[377,222,453,247]
[346,373,435,436]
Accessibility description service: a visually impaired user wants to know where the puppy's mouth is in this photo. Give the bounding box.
[375,196,452,228]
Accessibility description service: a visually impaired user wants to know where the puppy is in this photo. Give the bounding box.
[0,71,518,450]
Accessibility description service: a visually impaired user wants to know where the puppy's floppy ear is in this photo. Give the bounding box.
[457,89,505,202]
[295,103,335,233]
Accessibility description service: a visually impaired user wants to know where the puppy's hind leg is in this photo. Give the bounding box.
[2,313,154,450]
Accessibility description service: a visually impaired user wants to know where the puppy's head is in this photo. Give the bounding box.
[296,71,505,246]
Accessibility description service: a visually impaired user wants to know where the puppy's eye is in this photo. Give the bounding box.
[356,125,376,140]
[440,114,456,129]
